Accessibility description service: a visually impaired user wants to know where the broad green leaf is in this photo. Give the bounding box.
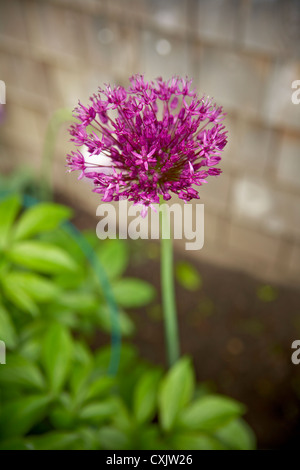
[45,305,77,329]
[158,357,195,432]
[57,292,98,313]
[178,394,245,432]
[97,239,129,280]
[0,394,52,439]
[27,431,80,451]
[0,303,17,348]
[4,272,59,303]
[109,398,132,431]
[112,278,156,308]
[0,195,21,250]
[2,274,39,316]
[19,338,41,362]
[13,203,73,241]
[69,362,93,405]
[96,306,135,336]
[0,354,45,390]
[49,405,76,430]
[54,271,85,290]
[78,399,117,424]
[98,426,129,450]
[84,376,115,403]
[175,262,202,291]
[76,427,100,450]
[8,241,78,274]
[135,426,166,451]
[133,369,162,424]
[40,228,86,265]
[215,418,256,450]
[171,432,227,450]
[42,323,73,393]
[73,341,93,365]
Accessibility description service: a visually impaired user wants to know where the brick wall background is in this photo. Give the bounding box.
[0,0,299,287]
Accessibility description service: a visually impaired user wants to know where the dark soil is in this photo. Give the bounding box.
[59,192,300,450]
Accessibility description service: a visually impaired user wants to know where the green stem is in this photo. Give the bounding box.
[160,203,180,366]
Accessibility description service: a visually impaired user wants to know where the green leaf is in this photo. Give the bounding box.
[69,363,93,405]
[175,262,202,291]
[113,278,156,308]
[158,357,195,432]
[73,341,93,365]
[257,285,278,302]
[41,323,73,393]
[78,399,117,424]
[98,426,129,450]
[4,272,59,303]
[13,203,73,241]
[215,418,256,450]
[19,338,41,362]
[27,431,80,450]
[178,394,245,432]
[0,394,52,439]
[85,376,116,402]
[49,404,76,430]
[0,354,45,390]
[2,273,39,316]
[171,432,227,450]
[0,195,21,250]
[40,228,86,266]
[97,239,129,280]
[8,241,78,274]
[0,303,17,348]
[96,306,135,336]
[134,369,162,424]
[58,292,98,313]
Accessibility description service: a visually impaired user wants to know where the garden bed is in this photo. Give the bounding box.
[60,192,300,450]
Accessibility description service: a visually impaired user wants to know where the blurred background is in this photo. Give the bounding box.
[0,0,300,449]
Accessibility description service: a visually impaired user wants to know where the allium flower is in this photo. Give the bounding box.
[67,75,227,212]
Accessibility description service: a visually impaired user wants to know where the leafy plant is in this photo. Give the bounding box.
[0,333,255,450]
[0,195,156,345]
[0,195,255,450]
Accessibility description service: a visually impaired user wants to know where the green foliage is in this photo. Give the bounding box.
[159,357,195,431]
[256,285,278,302]
[0,194,21,250]
[13,203,73,241]
[113,278,156,308]
[175,261,202,291]
[0,196,155,340]
[0,340,255,449]
[0,197,255,450]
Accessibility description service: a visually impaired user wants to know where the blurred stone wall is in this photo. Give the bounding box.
[0,0,299,287]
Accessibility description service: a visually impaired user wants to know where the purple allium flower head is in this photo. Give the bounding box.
[67,75,227,212]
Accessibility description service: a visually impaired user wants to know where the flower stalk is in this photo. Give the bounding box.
[160,202,180,367]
